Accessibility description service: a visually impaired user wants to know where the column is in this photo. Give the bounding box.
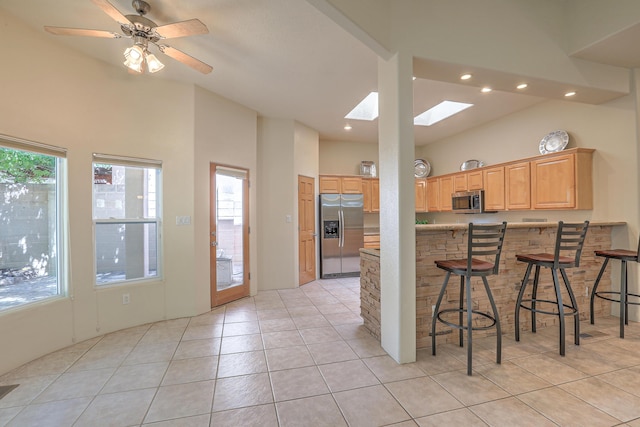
[378,51,416,363]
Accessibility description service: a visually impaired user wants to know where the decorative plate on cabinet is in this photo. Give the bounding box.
[539,130,569,154]
[460,159,484,170]
[414,159,431,178]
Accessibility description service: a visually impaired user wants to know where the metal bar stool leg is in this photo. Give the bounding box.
[515,263,534,342]
[465,276,473,376]
[482,276,501,364]
[621,260,627,338]
[458,275,464,348]
[551,268,566,356]
[590,258,609,324]
[560,268,580,346]
[531,266,541,333]
[431,272,451,355]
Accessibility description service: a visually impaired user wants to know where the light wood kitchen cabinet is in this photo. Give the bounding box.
[468,170,483,190]
[371,179,380,212]
[362,178,380,213]
[426,177,439,211]
[505,161,530,210]
[453,173,468,192]
[439,176,454,211]
[531,149,593,209]
[319,175,363,194]
[364,234,380,249]
[415,178,427,212]
[483,166,505,211]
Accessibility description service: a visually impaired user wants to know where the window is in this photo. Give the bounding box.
[0,136,67,311]
[92,154,162,285]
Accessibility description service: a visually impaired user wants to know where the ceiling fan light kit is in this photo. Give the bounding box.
[44,0,212,74]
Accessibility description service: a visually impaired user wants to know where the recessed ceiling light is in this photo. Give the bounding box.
[345,92,379,121]
[344,124,352,131]
[460,74,472,80]
[481,87,492,93]
[564,91,576,97]
[517,83,528,89]
[414,100,474,126]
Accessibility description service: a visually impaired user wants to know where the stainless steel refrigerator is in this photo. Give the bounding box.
[320,193,364,278]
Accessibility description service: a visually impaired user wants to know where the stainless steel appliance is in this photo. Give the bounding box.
[320,193,364,278]
[452,190,493,214]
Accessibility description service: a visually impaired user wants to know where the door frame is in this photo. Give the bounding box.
[210,163,250,307]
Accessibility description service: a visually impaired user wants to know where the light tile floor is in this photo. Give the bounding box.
[1,277,640,426]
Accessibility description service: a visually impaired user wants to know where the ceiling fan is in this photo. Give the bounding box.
[44,0,213,74]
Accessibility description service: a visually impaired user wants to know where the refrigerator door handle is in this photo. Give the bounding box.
[339,209,344,248]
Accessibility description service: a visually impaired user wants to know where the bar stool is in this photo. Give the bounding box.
[590,236,640,338]
[515,221,589,356]
[431,222,507,376]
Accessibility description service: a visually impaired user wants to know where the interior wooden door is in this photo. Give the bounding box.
[210,163,250,307]
[298,175,316,285]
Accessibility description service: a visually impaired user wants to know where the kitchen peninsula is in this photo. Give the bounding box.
[360,221,625,348]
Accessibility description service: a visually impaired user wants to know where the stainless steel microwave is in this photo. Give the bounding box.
[452,190,487,214]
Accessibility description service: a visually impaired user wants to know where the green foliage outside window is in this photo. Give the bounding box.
[0,147,55,183]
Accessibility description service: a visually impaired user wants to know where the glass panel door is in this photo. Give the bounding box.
[211,164,249,307]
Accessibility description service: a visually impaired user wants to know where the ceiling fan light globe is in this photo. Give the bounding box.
[123,58,143,73]
[123,45,144,65]
[145,54,164,73]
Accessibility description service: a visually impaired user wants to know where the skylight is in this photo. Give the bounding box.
[345,92,379,121]
[414,100,473,126]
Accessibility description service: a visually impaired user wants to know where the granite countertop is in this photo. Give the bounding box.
[415,221,626,232]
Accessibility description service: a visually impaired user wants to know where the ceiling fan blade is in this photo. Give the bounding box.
[153,19,209,39]
[44,26,122,38]
[158,45,213,74]
[91,0,131,26]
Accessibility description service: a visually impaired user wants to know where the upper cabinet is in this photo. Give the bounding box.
[426,177,439,212]
[320,175,362,194]
[483,166,505,211]
[362,178,380,213]
[439,176,453,211]
[415,178,427,212]
[531,149,593,209]
[468,171,483,190]
[453,173,468,192]
[505,161,531,210]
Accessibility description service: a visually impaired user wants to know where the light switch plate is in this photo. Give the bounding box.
[176,216,191,226]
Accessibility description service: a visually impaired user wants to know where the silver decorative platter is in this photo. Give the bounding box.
[460,159,484,171]
[414,159,431,178]
[539,130,569,154]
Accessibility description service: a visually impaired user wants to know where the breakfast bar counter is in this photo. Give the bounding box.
[360,221,625,348]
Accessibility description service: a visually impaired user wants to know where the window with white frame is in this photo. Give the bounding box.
[0,136,67,311]
[92,154,161,285]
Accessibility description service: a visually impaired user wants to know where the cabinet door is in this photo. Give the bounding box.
[426,178,439,212]
[453,173,468,192]
[415,178,427,212]
[341,176,363,194]
[531,153,575,209]
[371,179,380,212]
[483,166,505,210]
[362,179,372,212]
[506,162,530,210]
[468,171,483,190]
[319,176,341,193]
[439,176,453,211]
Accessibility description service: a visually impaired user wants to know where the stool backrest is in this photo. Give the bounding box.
[554,221,589,268]
[467,222,508,275]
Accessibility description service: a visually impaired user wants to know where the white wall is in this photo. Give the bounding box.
[194,87,259,301]
[0,9,260,375]
[257,118,298,289]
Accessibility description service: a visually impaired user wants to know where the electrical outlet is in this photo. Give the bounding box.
[122,293,130,305]
[431,304,436,317]
[585,286,589,297]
